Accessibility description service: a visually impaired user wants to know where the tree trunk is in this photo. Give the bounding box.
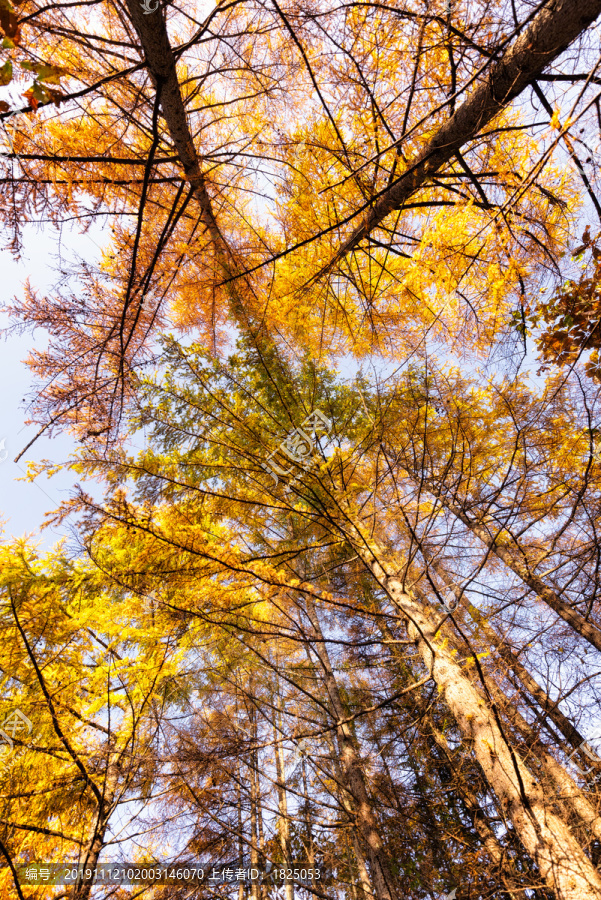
[72,815,111,900]
[303,599,398,900]
[72,754,122,900]
[249,706,261,900]
[274,705,294,900]
[474,658,601,846]
[397,572,601,850]
[320,725,376,900]
[238,768,246,900]
[121,0,266,345]
[300,755,315,867]
[428,557,596,760]
[321,0,601,270]
[377,616,523,897]
[349,529,601,900]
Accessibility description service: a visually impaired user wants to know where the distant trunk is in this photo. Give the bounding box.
[300,756,315,867]
[238,770,245,900]
[427,721,507,865]
[303,599,398,900]
[249,706,261,900]
[351,831,377,900]
[274,706,294,900]
[320,725,376,900]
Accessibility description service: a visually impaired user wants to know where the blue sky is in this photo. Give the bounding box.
[0,225,104,548]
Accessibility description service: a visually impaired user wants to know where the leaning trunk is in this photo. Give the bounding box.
[348,528,601,900]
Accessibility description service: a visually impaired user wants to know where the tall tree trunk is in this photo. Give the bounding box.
[426,718,521,900]
[320,725,376,900]
[347,527,601,900]
[377,617,523,897]
[238,767,246,900]
[274,703,294,900]
[121,0,272,350]
[300,755,315,867]
[474,656,601,845]
[249,706,261,900]
[396,571,601,848]
[73,815,111,900]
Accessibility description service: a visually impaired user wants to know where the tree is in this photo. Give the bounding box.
[0,540,185,899]
[39,337,598,899]
[3,0,601,898]
[2,0,600,441]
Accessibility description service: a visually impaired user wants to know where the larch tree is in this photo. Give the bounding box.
[2,0,601,899]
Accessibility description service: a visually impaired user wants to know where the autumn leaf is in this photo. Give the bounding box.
[0,0,19,41]
[0,58,12,85]
[549,107,562,130]
[22,80,62,109]
[21,60,67,84]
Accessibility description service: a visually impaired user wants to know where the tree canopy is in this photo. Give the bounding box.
[3,1,601,899]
